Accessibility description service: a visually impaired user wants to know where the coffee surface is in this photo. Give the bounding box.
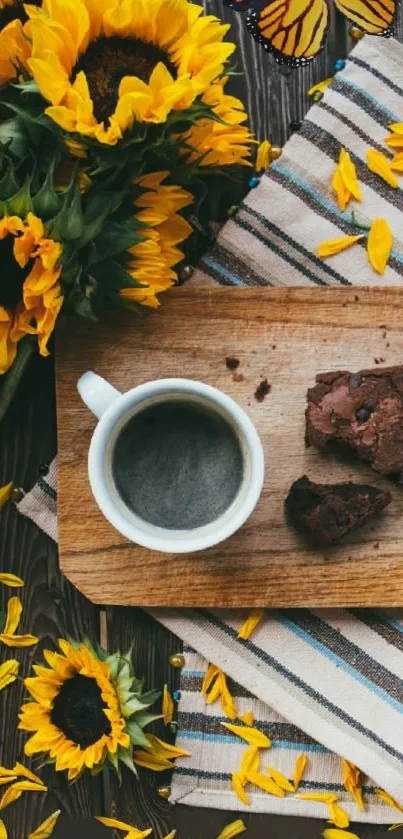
[112,400,244,530]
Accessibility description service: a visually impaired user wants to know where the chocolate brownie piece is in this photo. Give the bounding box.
[306,366,403,481]
[285,476,391,546]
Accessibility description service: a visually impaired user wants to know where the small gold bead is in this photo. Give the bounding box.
[270,146,282,161]
[157,785,171,799]
[349,25,364,40]
[10,486,24,503]
[169,653,185,669]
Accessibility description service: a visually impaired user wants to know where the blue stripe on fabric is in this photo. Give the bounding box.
[272,162,403,266]
[334,77,399,122]
[183,670,205,678]
[201,256,246,286]
[179,730,327,752]
[274,612,403,715]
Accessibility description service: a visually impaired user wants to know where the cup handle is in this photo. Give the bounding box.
[77,371,121,419]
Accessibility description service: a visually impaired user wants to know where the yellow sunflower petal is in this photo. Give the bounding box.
[205,675,222,705]
[162,684,174,725]
[376,789,403,812]
[12,763,43,785]
[201,663,220,695]
[238,711,254,726]
[231,772,249,806]
[339,148,362,201]
[297,793,337,802]
[308,77,333,95]
[246,771,285,797]
[218,672,237,721]
[28,810,61,839]
[0,779,17,787]
[0,574,23,588]
[341,758,364,811]
[293,754,308,790]
[332,163,351,211]
[237,609,264,641]
[0,660,19,692]
[266,766,295,792]
[367,149,399,188]
[3,597,22,636]
[323,832,360,839]
[144,735,190,759]
[391,154,403,173]
[389,825,403,831]
[0,634,38,648]
[239,746,260,782]
[328,801,350,828]
[256,140,271,172]
[0,769,18,779]
[317,235,363,257]
[388,123,403,135]
[162,833,176,839]
[0,483,13,510]
[0,781,46,810]
[221,723,272,749]
[385,134,403,149]
[216,819,246,839]
[133,752,175,771]
[96,817,152,835]
[367,218,393,274]
[0,819,6,839]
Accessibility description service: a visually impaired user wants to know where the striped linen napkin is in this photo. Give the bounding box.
[17,34,403,823]
[17,463,403,824]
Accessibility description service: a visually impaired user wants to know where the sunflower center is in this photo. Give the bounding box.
[0,0,41,30]
[73,36,177,125]
[50,674,112,749]
[0,234,33,309]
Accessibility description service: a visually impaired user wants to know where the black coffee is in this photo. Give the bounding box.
[112,400,244,530]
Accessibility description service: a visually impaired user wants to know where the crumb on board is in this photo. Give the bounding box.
[233,371,244,383]
[254,378,271,402]
[374,357,386,365]
[225,356,240,370]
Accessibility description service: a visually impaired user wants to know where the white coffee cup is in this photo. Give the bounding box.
[78,372,265,554]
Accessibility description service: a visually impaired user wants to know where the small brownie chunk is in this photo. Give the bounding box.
[285,476,391,546]
[306,366,403,481]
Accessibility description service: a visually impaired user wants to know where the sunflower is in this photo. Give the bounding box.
[0,0,39,87]
[0,212,63,374]
[19,639,160,781]
[180,77,254,167]
[26,0,234,146]
[120,172,193,309]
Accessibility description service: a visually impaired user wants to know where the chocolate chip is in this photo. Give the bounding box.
[254,379,271,402]
[356,404,375,423]
[349,374,362,389]
[225,356,240,370]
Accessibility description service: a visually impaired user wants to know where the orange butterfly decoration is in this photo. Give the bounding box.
[224,0,396,67]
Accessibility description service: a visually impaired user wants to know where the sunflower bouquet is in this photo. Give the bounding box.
[0,0,254,420]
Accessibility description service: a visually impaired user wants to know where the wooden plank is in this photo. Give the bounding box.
[0,358,103,836]
[56,287,403,608]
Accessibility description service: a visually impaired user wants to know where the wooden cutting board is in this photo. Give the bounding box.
[56,287,403,607]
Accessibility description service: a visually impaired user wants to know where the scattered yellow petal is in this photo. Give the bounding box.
[162,833,176,839]
[256,140,271,172]
[237,609,264,641]
[96,818,152,838]
[0,781,46,810]
[3,597,22,636]
[0,820,6,839]
[145,735,190,759]
[239,746,260,782]
[376,789,403,812]
[308,77,333,96]
[332,166,350,211]
[328,801,350,828]
[12,763,43,785]
[297,792,337,803]
[0,769,18,779]
[216,819,246,839]
[0,483,13,511]
[28,810,61,839]
[205,676,221,705]
[389,825,403,831]
[218,672,237,721]
[162,684,174,725]
[339,148,362,201]
[391,154,403,172]
[385,134,403,149]
[201,663,220,695]
[0,634,38,648]
[341,758,364,812]
[367,217,393,275]
[0,660,19,692]
[246,771,285,797]
[388,123,403,135]
[0,574,23,588]
[239,711,254,726]
[367,149,399,188]
[221,723,271,749]
[231,773,249,806]
[293,754,308,790]
[0,779,17,787]
[323,832,360,839]
[266,765,295,792]
[133,752,174,771]
[317,234,363,257]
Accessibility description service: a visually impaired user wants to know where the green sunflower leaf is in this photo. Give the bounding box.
[47,181,84,241]
[91,259,143,290]
[134,712,163,729]
[94,220,140,258]
[0,164,18,200]
[122,696,150,718]
[6,176,33,216]
[117,747,138,776]
[33,164,59,220]
[126,720,152,748]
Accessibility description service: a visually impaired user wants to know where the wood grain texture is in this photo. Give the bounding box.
[0,356,104,836]
[56,287,403,608]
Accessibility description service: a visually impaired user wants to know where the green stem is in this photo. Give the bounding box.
[0,338,36,427]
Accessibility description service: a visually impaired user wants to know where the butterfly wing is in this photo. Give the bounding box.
[247,0,329,67]
[333,0,395,33]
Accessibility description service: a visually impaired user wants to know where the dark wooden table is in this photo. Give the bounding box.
[0,1,401,836]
